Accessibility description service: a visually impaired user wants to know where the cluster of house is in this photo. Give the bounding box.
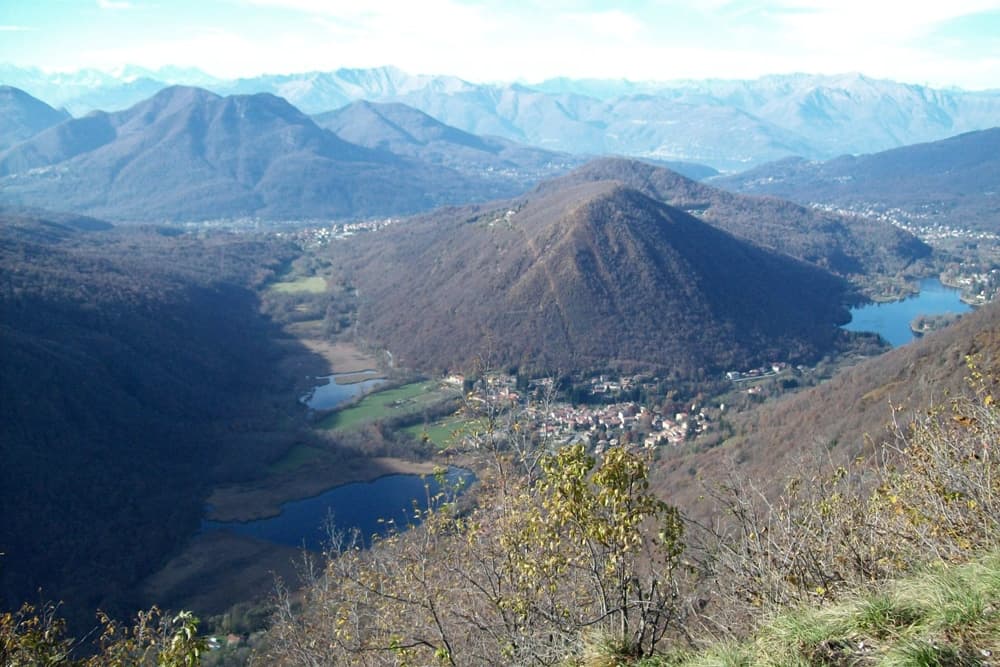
[942,267,1000,305]
[272,218,399,248]
[453,372,709,452]
[812,202,999,245]
[725,362,788,383]
[588,374,640,395]
[527,402,706,451]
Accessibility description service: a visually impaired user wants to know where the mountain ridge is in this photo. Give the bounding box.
[716,127,1000,232]
[6,66,1000,169]
[313,99,581,187]
[0,85,70,151]
[333,169,852,376]
[0,85,506,221]
[543,158,931,277]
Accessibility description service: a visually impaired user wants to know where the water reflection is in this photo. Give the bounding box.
[202,467,473,550]
[843,278,971,347]
[300,372,385,410]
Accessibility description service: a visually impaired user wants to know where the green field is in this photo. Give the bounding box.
[403,417,485,448]
[268,275,327,294]
[318,381,458,431]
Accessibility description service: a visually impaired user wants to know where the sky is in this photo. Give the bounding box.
[1,0,999,89]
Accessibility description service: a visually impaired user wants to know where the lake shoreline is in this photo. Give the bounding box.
[844,277,971,347]
[334,370,385,385]
[204,456,439,523]
[202,465,474,551]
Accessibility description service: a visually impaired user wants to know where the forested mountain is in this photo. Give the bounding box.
[0,86,70,151]
[313,100,580,187]
[544,158,931,277]
[5,65,1000,169]
[716,127,1000,232]
[334,173,851,376]
[0,208,298,628]
[0,86,500,222]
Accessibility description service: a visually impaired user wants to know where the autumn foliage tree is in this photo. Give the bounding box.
[0,604,204,666]
[697,357,1000,638]
[262,436,687,665]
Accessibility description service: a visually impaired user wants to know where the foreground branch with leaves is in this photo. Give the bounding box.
[263,441,688,666]
[0,604,204,666]
[695,358,1000,640]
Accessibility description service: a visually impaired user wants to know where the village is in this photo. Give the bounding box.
[272,218,400,248]
[450,371,715,453]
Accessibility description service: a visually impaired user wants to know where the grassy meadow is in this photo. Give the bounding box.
[268,275,327,294]
[317,381,459,431]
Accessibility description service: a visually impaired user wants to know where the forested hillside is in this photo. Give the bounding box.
[717,127,1000,233]
[654,299,1000,515]
[0,209,300,629]
[336,174,851,377]
[548,158,931,277]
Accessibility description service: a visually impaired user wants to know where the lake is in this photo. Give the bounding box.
[202,467,473,550]
[843,278,971,347]
[300,372,385,410]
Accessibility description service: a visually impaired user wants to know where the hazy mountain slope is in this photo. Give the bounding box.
[0,64,220,115]
[313,100,580,187]
[655,299,1000,515]
[0,86,491,221]
[534,72,1000,156]
[334,177,850,376]
[593,95,816,169]
[225,70,1000,167]
[7,66,1000,170]
[378,84,812,170]
[0,86,70,151]
[544,158,930,277]
[715,128,1000,232]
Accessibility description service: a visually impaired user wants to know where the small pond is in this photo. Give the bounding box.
[300,371,385,411]
[202,467,474,550]
[843,278,971,347]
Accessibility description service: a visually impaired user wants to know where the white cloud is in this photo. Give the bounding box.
[79,27,255,77]
[16,0,999,88]
[768,0,1000,43]
[563,9,645,41]
[97,0,134,9]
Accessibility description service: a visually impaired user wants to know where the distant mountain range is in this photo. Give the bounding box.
[716,128,1000,232]
[331,161,861,376]
[0,86,726,222]
[4,65,1000,169]
[0,86,534,222]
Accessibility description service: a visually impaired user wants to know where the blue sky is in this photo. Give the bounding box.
[2,0,999,88]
